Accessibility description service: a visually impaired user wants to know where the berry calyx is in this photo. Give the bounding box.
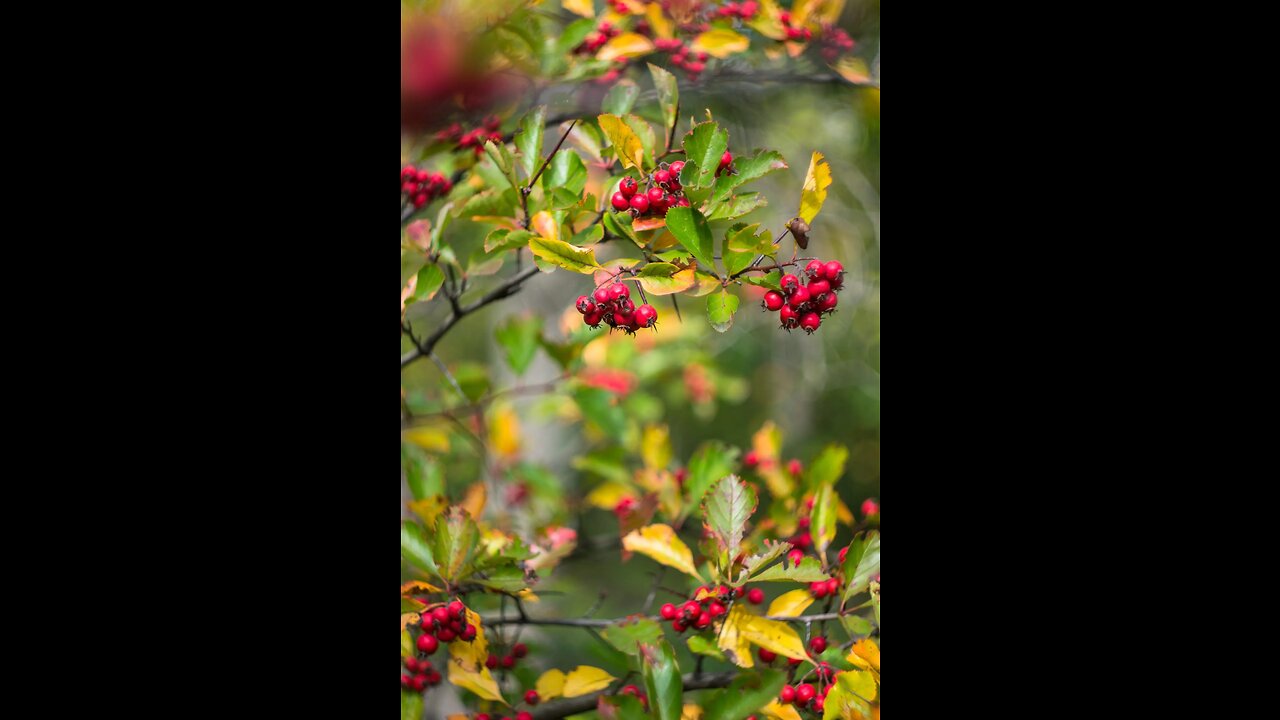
[619,176,639,197]
[747,587,765,604]
[805,259,824,278]
[417,634,439,654]
[611,192,631,211]
[779,305,799,329]
[780,274,801,293]
[763,291,784,311]
[809,636,828,654]
[525,690,539,705]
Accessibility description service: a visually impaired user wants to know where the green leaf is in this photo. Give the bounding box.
[806,445,848,490]
[749,555,829,584]
[706,192,767,221]
[402,251,427,288]
[682,441,740,519]
[474,562,528,593]
[739,540,790,585]
[555,18,596,61]
[871,580,880,627]
[402,628,414,658]
[571,223,604,246]
[601,618,664,655]
[702,475,756,563]
[548,186,583,210]
[841,613,874,637]
[701,669,787,720]
[413,264,446,302]
[528,235,601,274]
[808,481,837,555]
[722,223,767,278]
[664,206,717,274]
[706,289,739,333]
[485,229,535,254]
[603,79,640,116]
[401,689,423,720]
[599,113,646,170]
[495,314,543,375]
[681,121,728,189]
[635,262,695,295]
[452,363,490,401]
[686,634,725,660]
[844,532,880,602]
[648,63,679,141]
[400,521,439,577]
[711,150,788,202]
[574,386,627,437]
[514,105,547,180]
[483,139,518,189]
[461,189,517,219]
[432,507,479,581]
[542,149,588,196]
[639,640,683,720]
[742,271,782,293]
[602,208,641,247]
[600,695,650,720]
[402,445,444,500]
[624,114,657,172]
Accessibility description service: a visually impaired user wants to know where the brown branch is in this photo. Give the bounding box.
[401,265,541,368]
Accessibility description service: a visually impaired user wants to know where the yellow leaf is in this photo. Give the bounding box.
[403,425,450,453]
[839,668,878,702]
[448,715,470,720]
[460,483,487,521]
[767,589,815,617]
[735,606,808,660]
[488,404,522,459]
[598,33,655,62]
[761,700,803,720]
[531,210,560,242]
[407,495,449,527]
[586,481,634,510]
[646,2,675,39]
[448,658,506,704]
[400,580,443,596]
[449,606,489,671]
[837,498,855,525]
[682,704,704,720]
[798,151,832,224]
[641,424,671,470]
[621,524,701,578]
[536,668,567,700]
[846,638,880,676]
[817,0,848,23]
[598,114,646,170]
[791,0,823,27]
[831,56,872,85]
[717,603,755,668]
[401,612,420,630]
[562,665,617,697]
[561,0,594,17]
[691,29,750,58]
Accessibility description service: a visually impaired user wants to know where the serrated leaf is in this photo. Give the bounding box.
[739,540,790,584]
[563,665,618,697]
[723,604,808,661]
[701,669,786,720]
[702,475,755,562]
[766,589,814,618]
[648,63,679,139]
[750,556,829,584]
[400,521,439,577]
[514,105,547,180]
[484,139,519,188]
[485,229,535,254]
[572,223,604,246]
[706,290,739,332]
[636,262,696,295]
[601,618,665,655]
[603,79,640,116]
[691,28,750,58]
[806,444,848,490]
[798,151,833,224]
[414,264,446,302]
[664,206,717,272]
[723,223,768,278]
[536,668,567,700]
[622,524,701,578]
[543,148,588,195]
[686,270,724,297]
[742,271,782,293]
[687,634,725,660]
[846,638,880,677]
[433,507,479,581]
[843,532,880,602]
[707,192,767,221]
[625,114,657,171]
[633,215,668,232]
[599,114,646,170]
[529,235,601,274]
[598,32,655,62]
[447,658,506,704]
[808,481,837,555]
[640,640,684,720]
[712,150,789,202]
[682,121,729,189]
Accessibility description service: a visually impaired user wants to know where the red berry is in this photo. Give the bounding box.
[685,61,705,73]
[826,578,840,596]
[513,642,529,658]
[436,627,456,642]
[411,674,428,691]
[477,715,491,720]
[744,450,759,468]
[810,581,828,598]
[619,176,639,197]
[402,166,417,181]
[747,587,765,604]
[401,673,413,689]
[818,292,838,312]
[650,192,670,215]
[516,713,533,720]
[431,607,450,624]
[672,196,690,208]
[630,193,650,214]
[654,169,672,186]
[719,150,733,169]
[417,634,439,654]
[862,498,879,517]
[612,192,631,211]
[448,600,465,618]
[792,532,812,549]
[672,618,688,632]
[402,181,418,194]
[779,305,799,329]
[798,516,811,530]
[812,697,825,713]
[636,304,659,328]
[795,684,816,703]
[613,310,634,328]
[661,603,679,620]
[584,308,605,327]
[807,279,831,296]
[780,685,796,704]
[787,459,803,477]
[621,684,641,696]
[669,160,685,177]
[485,654,499,669]
[780,11,792,24]
[404,657,419,673]
[593,286,612,304]
[461,624,477,641]
[763,291,784,311]
[413,193,429,208]
[695,611,712,629]
[758,647,777,662]
[822,260,844,281]
[576,295,595,314]
[789,286,811,307]
[838,546,849,564]
[502,655,516,668]
[427,670,442,685]
[780,274,801,293]
[800,312,821,333]
[788,656,802,666]
[525,690,540,705]
[709,601,727,617]
[683,600,702,616]
[810,636,828,654]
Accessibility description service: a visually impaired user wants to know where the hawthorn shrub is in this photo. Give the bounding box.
[402,1,879,718]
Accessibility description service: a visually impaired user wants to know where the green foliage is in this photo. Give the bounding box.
[706,289,739,333]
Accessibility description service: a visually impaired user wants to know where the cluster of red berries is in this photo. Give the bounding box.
[610,161,692,218]
[715,1,760,20]
[653,38,708,80]
[401,165,453,209]
[435,116,503,156]
[778,679,835,715]
[483,641,529,671]
[779,12,814,42]
[416,601,477,657]
[577,283,658,335]
[760,260,845,334]
[659,585,740,632]
[820,26,856,63]
[401,656,443,693]
[576,21,621,55]
[609,0,631,13]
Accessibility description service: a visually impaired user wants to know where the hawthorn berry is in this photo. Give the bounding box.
[779,305,799,329]
[525,690,539,705]
[818,292,838,312]
[695,611,712,629]
[620,176,638,197]
[654,169,671,186]
[812,697,825,714]
[461,624,477,641]
[576,295,595,314]
[593,287,612,305]
[630,193,650,214]
[611,192,631,211]
[448,600,465,618]
[787,547,805,565]
[825,577,840,596]
[668,160,685,177]
[780,685,796,704]
[744,450,759,468]
[795,684,816,703]
[613,496,636,517]
[683,600,702,616]
[780,274,801,293]
[405,657,420,673]
[708,601,727,617]
[661,603,679,620]
[671,196,690,208]
[621,685,642,696]
[477,715,491,720]
[747,587,765,604]
[788,459,803,477]
[788,656,803,667]
[810,636,828,654]
[719,151,733,169]
[636,304,659,328]
[807,278,831,296]
[763,291,784,311]
[411,674,428,691]
[822,260,844,281]
[789,286,811,307]
[516,712,533,720]
[810,581,828,599]
[862,498,879,517]
[672,618,688,632]
[417,634,439,654]
[437,627,456,642]
[800,312,821,334]
[512,642,529,658]
[501,655,516,669]
[485,654,499,669]
[427,670,442,685]
[583,308,605,328]
[758,647,777,662]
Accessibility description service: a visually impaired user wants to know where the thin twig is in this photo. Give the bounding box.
[528,119,578,190]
